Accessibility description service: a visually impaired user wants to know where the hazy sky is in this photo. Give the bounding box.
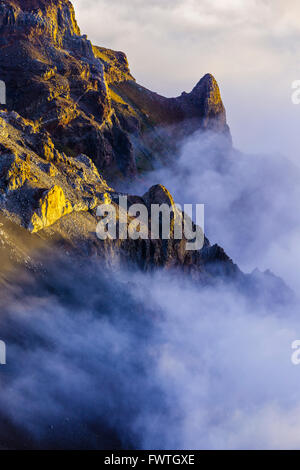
[72,0,300,162]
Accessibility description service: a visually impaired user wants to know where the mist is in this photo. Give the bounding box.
[0,251,300,450]
[1,97,299,453]
[126,129,300,294]
[1,121,299,450]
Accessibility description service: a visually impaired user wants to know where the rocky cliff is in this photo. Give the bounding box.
[0,0,230,179]
[0,0,240,284]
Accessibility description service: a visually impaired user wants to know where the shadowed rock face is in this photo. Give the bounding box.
[0,107,239,282]
[115,73,228,132]
[0,0,230,181]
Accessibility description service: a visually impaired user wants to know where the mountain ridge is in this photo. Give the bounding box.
[0,0,285,296]
[0,0,230,179]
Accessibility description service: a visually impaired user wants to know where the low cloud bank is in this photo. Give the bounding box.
[0,254,299,450]
[1,125,300,449]
[128,130,300,292]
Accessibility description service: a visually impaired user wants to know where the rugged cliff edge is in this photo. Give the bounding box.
[0,0,283,294]
[0,107,237,283]
[0,0,230,179]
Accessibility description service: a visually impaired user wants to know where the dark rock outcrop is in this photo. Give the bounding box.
[0,0,136,179]
[0,0,230,181]
[0,108,238,282]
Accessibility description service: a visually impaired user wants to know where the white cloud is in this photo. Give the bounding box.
[2,260,300,449]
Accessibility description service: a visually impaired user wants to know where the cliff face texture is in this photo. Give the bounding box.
[0,0,230,178]
[0,0,238,282]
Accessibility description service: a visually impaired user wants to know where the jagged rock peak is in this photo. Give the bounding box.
[142,184,176,209]
[192,73,220,95]
[0,0,230,180]
[189,73,227,127]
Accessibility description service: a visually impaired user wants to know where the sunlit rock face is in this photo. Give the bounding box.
[0,106,239,282]
[28,185,73,233]
[0,110,113,227]
[0,0,230,181]
[0,0,81,44]
[0,0,136,179]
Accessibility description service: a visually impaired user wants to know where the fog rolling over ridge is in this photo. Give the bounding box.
[1,126,300,449]
[128,129,300,293]
[0,254,300,450]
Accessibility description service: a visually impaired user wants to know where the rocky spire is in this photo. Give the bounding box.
[189,73,228,132]
[0,0,231,181]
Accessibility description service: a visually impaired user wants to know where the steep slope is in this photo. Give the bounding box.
[0,0,230,180]
[0,106,237,282]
